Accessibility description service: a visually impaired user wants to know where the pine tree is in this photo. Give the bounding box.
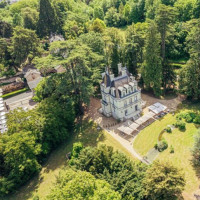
[155,4,176,92]
[179,20,200,99]
[142,20,162,96]
[37,0,58,37]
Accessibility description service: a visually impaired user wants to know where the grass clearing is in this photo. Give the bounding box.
[133,103,200,199]
[4,119,136,200]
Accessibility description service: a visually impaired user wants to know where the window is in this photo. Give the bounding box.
[124,100,127,107]
[134,86,137,92]
[134,95,137,101]
[129,98,132,104]
[123,91,126,97]
[135,105,138,111]
[125,110,128,116]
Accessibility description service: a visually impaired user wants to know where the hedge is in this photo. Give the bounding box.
[1,88,30,99]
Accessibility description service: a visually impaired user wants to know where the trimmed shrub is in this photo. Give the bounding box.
[174,120,186,131]
[194,115,200,124]
[170,145,174,154]
[1,88,29,99]
[185,114,193,123]
[155,140,168,152]
[166,127,172,133]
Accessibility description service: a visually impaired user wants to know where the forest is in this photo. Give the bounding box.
[0,0,200,199]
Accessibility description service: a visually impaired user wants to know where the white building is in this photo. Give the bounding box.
[100,64,142,121]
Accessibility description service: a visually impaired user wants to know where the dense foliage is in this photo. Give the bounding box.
[47,169,121,200]
[69,144,185,200]
[143,161,185,200]
[0,97,75,195]
[0,0,197,198]
[0,0,200,97]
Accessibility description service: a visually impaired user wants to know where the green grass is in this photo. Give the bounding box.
[133,114,175,156]
[1,88,29,99]
[133,105,200,199]
[4,120,136,200]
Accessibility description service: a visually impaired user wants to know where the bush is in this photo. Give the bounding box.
[165,126,172,133]
[185,114,193,123]
[194,115,200,124]
[176,113,185,120]
[155,140,168,152]
[170,145,174,153]
[174,120,186,131]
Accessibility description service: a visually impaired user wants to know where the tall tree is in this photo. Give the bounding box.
[143,161,185,200]
[21,7,39,30]
[71,145,147,200]
[103,28,124,75]
[37,0,58,37]
[179,20,200,99]
[142,20,162,96]
[47,169,121,200]
[34,40,102,112]
[145,0,161,19]
[125,22,147,76]
[155,4,176,63]
[0,21,13,38]
[155,4,176,91]
[10,27,41,68]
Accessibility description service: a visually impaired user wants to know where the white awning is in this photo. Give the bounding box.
[135,117,146,125]
[0,107,4,111]
[129,122,140,130]
[123,120,133,127]
[148,103,167,114]
[118,125,133,135]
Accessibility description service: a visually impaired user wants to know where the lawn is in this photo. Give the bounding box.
[5,119,136,200]
[133,104,200,199]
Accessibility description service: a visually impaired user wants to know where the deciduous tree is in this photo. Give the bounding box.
[143,161,185,200]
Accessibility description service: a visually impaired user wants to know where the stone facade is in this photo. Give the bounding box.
[100,64,142,121]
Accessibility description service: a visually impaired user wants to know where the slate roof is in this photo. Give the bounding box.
[27,77,43,90]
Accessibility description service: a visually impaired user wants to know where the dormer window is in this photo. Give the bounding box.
[123,91,126,97]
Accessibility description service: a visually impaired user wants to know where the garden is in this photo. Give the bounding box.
[133,103,200,199]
